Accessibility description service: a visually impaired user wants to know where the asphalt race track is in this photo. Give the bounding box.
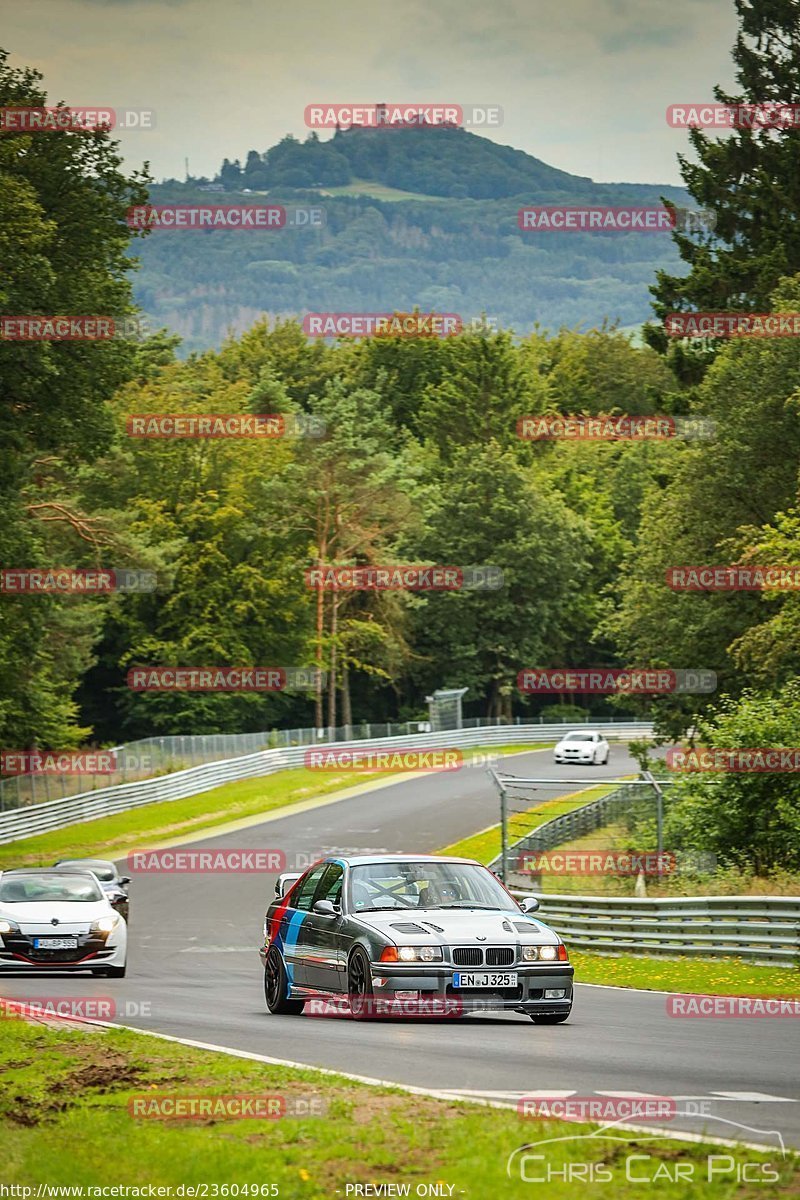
[2,745,799,1152]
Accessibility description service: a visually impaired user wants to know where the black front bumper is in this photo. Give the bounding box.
[369,962,574,1014]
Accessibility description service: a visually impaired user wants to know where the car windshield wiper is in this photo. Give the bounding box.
[356,906,407,913]
[426,904,499,910]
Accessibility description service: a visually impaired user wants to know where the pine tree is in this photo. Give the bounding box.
[647,0,800,354]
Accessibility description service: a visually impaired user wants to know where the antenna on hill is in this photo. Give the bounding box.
[184,157,189,182]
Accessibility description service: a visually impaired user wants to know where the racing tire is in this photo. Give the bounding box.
[530,1012,571,1024]
[348,947,375,1020]
[264,946,305,1015]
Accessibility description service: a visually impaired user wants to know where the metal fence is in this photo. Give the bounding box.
[0,713,644,811]
[498,789,800,966]
[517,893,800,968]
[489,784,646,881]
[0,721,654,844]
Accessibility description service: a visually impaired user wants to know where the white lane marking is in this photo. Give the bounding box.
[180,946,254,953]
[438,1089,570,1099]
[444,1088,798,1105]
[3,998,795,1156]
[595,1090,672,1099]
[575,981,799,997]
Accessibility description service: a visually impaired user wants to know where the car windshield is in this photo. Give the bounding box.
[0,874,103,903]
[348,861,517,912]
[563,732,595,741]
[58,861,116,882]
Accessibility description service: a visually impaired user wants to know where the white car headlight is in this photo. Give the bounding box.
[396,946,443,962]
[0,918,19,935]
[91,915,119,933]
[538,945,557,961]
[522,946,539,961]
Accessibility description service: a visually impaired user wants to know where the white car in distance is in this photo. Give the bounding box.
[553,730,610,766]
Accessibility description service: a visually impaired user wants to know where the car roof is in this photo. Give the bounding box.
[322,854,482,867]
[55,858,115,868]
[1,867,101,877]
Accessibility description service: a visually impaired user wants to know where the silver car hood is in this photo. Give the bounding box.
[353,907,559,945]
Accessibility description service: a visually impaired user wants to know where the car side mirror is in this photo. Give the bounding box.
[119,877,131,886]
[519,896,540,913]
[313,899,339,917]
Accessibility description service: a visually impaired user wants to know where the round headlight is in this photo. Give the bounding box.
[539,944,557,961]
[419,946,438,962]
[522,946,539,962]
[398,946,417,961]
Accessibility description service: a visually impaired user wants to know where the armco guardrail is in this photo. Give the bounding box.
[0,721,653,845]
[518,893,800,968]
[489,784,640,878]
[0,713,648,810]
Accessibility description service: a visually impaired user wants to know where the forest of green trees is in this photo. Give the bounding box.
[3,0,800,873]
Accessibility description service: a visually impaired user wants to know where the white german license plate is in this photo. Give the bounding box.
[33,937,78,949]
[452,971,517,988]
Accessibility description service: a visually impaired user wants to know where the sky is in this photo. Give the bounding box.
[4,0,739,186]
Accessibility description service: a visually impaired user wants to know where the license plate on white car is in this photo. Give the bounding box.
[452,971,517,988]
[33,937,78,949]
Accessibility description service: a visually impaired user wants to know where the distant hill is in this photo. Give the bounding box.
[134,126,692,353]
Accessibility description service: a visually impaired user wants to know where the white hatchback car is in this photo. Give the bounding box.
[553,730,610,766]
[0,868,127,976]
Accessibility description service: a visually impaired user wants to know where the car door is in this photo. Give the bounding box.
[303,863,345,993]
[282,863,328,989]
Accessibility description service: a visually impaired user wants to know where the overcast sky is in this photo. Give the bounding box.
[5,0,738,186]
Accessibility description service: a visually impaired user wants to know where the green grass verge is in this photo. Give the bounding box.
[0,744,551,870]
[320,179,442,201]
[571,950,799,995]
[2,1017,796,1195]
[438,784,615,863]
